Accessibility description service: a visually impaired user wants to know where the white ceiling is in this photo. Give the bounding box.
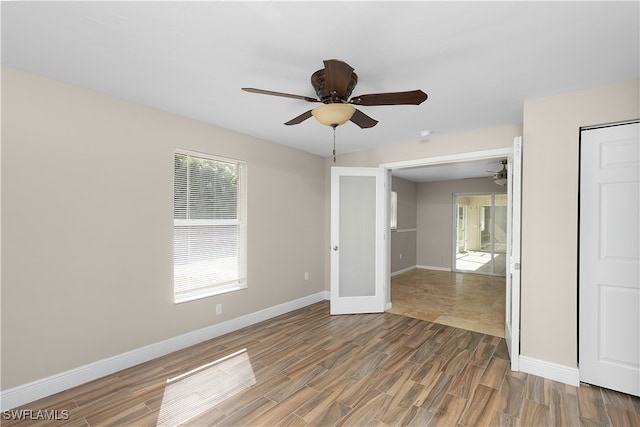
[2,1,638,181]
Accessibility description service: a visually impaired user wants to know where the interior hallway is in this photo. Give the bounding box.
[387,268,506,337]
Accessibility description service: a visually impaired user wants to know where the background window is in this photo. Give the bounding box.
[173,150,247,303]
[390,191,398,230]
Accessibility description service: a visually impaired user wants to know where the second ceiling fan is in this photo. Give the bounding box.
[242,59,428,129]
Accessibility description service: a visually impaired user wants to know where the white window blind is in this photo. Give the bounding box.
[173,150,247,303]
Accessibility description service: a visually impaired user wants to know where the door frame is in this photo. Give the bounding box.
[380,146,519,362]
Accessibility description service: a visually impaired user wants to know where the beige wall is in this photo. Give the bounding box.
[1,67,326,389]
[521,78,640,367]
[416,178,505,270]
[391,177,417,273]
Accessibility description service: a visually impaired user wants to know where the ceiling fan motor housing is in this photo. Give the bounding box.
[311,69,358,104]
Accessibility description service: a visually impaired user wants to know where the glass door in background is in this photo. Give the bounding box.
[454,193,507,276]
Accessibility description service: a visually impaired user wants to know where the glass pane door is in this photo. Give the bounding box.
[330,167,386,315]
[457,205,467,253]
[494,194,508,275]
[454,193,507,276]
[339,175,376,297]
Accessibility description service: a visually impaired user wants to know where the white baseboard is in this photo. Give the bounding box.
[390,265,417,277]
[379,264,455,277]
[416,265,452,272]
[0,291,327,411]
[519,355,580,387]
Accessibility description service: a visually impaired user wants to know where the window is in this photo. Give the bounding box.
[390,191,398,230]
[173,150,247,303]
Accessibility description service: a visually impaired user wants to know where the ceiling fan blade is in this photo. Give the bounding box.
[350,109,378,129]
[323,59,354,98]
[284,110,313,126]
[350,90,428,106]
[242,88,319,103]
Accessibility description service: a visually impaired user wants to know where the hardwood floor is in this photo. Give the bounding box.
[5,301,639,426]
[388,269,506,337]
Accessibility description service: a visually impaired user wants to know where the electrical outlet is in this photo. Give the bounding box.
[399,253,403,260]
[304,272,309,281]
[216,304,222,315]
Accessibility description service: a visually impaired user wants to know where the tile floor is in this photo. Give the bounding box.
[388,268,505,337]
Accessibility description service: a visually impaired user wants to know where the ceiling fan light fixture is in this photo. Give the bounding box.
[311,103,355,127]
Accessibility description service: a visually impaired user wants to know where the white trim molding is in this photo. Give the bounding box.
[416,265,452,272]
[381,148,512,171]
[519,356,580,387]
[391,265,418,277]
[0,292,328,411]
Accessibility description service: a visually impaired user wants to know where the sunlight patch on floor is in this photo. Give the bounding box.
[157,348,256,425]
[455,251,493,272]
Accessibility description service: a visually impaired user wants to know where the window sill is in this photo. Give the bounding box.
[174,283,247,304]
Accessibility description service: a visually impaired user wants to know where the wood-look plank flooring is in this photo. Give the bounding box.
[388,269,506,337]
[5,301,639,426]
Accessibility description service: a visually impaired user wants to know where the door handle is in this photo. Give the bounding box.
[333,245,339,251]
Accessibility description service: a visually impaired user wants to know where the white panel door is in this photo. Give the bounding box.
[505,136,522,371]
[330,167,387,315]
[580,121,639,396]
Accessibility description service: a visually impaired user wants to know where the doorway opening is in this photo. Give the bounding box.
[381,147,517,342]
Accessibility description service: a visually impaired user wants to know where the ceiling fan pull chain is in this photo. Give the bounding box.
[332,124,337,162]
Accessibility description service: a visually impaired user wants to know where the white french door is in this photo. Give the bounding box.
[579,121,639,396]
[505,136,522,371]
[330,167,387,315]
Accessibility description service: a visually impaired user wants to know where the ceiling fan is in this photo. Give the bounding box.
[487,160,508,186]
[242,59,428,130]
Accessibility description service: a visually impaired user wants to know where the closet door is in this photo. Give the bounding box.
[579,122,639,396]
